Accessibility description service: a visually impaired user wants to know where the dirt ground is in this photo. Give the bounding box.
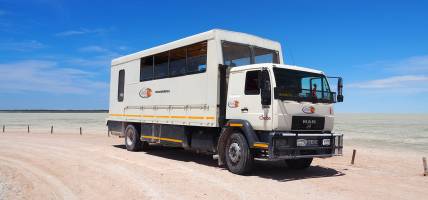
[0,132,427,200]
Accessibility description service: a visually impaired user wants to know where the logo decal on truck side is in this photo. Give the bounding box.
[259,115,271,120]
[227,100,239,108]
[155,90,170,94]
[302,106,315,114]
[139,88,152,98]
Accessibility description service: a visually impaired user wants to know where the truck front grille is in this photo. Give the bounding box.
[291,116,325,130]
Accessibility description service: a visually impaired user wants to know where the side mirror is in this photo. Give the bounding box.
[260,69,271,106]
[337,77,344,102]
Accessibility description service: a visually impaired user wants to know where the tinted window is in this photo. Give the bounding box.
[254,47,279,64]
[154,52,169,78]
[139,41,207,82]
[222,42,251,67]
[140,56,154,81]
[245,70,260,95]
[187,41,207,73]
[118,70,125,102]
[169,47,186,76]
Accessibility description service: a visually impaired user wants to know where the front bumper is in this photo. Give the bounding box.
[264,132,343,159]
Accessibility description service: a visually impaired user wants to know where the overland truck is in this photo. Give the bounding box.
[107,29,344,174]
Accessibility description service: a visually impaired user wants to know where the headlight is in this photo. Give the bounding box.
[322,139,331,146]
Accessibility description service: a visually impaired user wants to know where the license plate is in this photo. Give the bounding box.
[307,139,318,146]
[297,139,319,147]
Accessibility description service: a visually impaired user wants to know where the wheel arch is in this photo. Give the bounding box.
[217,119,259,166]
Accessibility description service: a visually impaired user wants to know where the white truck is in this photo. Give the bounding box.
[107,29,344,174]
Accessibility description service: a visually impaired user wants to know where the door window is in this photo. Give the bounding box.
[244,70,260,95]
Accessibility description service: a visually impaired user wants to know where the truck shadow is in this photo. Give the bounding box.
[250,161,345,182]
[112,145,345,182]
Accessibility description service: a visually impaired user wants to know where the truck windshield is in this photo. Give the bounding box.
[273,67,335,103]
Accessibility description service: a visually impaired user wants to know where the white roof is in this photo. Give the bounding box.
[230,63,324,74]
[112,29,282,66]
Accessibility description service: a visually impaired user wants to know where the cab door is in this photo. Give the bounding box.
[226,69,273,130]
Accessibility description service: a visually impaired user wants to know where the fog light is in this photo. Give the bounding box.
[322,139,331,146]
[274,138,288,147]
[296,139,307,147]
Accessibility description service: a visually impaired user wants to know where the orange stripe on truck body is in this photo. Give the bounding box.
[142,135,182,143]
[109,113,215,120]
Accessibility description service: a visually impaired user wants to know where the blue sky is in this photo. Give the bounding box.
[0,0,427,112]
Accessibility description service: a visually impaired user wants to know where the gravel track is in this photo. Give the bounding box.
[0,133,427,200]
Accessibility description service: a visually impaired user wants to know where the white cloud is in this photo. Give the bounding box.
[0,40,45,51]
[65,57,111,68]
[118,46,129,51]
[348,75,428,91]
[78,45,110,53]
[348,55,428,94]
[55,28,108,36]
[361,55,428,73]
[0,60,108,94]
[391,55,428,73]
[72,45,122,67]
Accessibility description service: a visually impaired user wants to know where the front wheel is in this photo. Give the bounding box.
[285,158,313,169]
[225,132,254,175]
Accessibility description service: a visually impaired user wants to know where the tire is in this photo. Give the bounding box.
[225,131,254,175]
[124,124,142,151]
[285,158,313,169]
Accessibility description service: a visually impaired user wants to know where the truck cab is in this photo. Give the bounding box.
[218,63,343,173]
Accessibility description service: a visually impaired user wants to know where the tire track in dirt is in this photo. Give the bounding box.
[0,156,77,200]
[0,137,243,199]
[0,139,160,200]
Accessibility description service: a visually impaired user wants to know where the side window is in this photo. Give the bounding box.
[139,40,208,82]
[254,47,279,64]
[154,52,169,78]
[140,56,154,81]
[169,47,186,76]
[244,70,260,95]
[118,69,125,102]
[222,42,252,67]
[187,41,207,73]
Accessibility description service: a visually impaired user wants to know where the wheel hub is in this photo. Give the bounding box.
[228,142,241,163]
[126,130,134,146]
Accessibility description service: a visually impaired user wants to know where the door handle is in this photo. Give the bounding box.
[241,107,248,113]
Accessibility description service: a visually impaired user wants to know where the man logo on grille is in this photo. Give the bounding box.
[302,119,316,128]
[302,106,315,114]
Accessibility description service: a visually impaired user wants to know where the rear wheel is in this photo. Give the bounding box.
[285,158,313,169]
[124,125,142,151]
[225,131,254,175]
